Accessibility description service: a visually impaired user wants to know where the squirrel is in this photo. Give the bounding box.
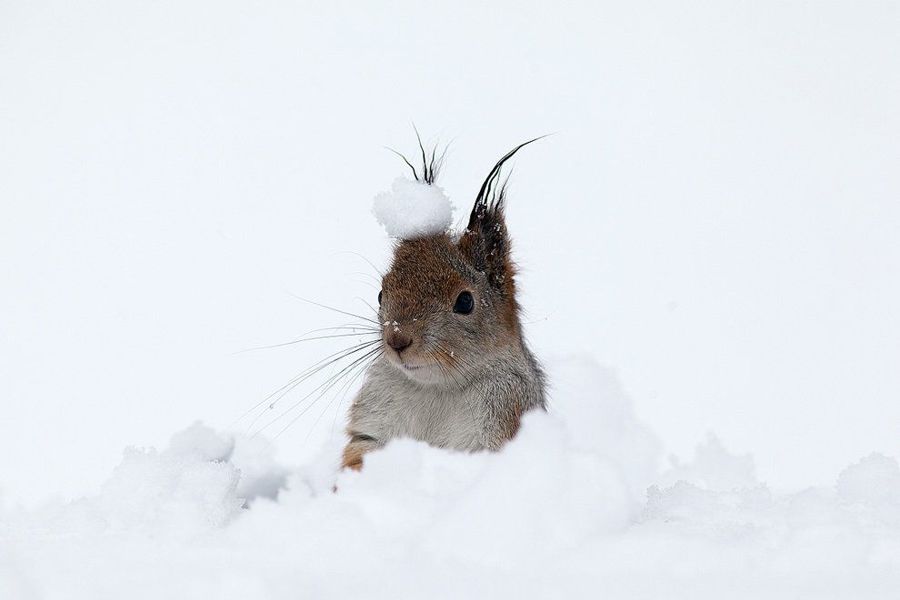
[341,139,547,471]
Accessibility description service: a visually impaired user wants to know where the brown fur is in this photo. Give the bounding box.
[499,401,525,442]
[341,444,365,471]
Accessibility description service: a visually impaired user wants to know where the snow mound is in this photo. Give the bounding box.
[49,423,244,537]
[335,412,634,567]
[657,433,757,491]
[836,452,900,507]
[1,424,288,542]
[548,356,661,500]
[372,177,453,239]
[2,357,899,599]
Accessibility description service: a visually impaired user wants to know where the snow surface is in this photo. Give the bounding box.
[372,177,454,239]
[2,357,898,599]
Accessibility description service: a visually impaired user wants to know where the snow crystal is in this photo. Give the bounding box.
[372,177,453,239]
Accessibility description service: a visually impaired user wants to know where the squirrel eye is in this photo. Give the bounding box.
[378,290,383,305]
[453,291,475,315]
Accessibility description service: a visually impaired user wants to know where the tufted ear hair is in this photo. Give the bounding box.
[459,138,543,291]
[386,125,448,185]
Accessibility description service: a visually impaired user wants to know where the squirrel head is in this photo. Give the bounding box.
[377,139,539,386]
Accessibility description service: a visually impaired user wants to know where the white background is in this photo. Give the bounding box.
[2,0,898,505]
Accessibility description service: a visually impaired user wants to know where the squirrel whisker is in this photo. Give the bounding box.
[237,331,379,354]
[255,344,382,438]
[262,340,381,412]
[243,339,382,433]
[305,349,384,444]
[286,293,381,326]
[266,346,384,441]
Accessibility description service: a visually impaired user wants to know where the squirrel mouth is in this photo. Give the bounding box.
[386,353,433,377]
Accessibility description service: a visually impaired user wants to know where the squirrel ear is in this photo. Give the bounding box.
[459,138,543,288]
[460,194,510,288]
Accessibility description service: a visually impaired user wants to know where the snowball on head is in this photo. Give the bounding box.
[372,177,454,239]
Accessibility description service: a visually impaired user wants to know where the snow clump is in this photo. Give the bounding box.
[372,177,454,239]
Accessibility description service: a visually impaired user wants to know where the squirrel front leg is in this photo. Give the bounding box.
[340,432,380,471]
[341,378,387,471]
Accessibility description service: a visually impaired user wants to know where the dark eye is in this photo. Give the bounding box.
[378,290,383,305]
[453,291,475,315]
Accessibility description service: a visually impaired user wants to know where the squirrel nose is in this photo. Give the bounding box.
[386,331,412,354]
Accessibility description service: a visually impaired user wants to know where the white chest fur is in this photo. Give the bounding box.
[350,359,488,451]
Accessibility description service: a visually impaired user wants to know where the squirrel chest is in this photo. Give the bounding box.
[349,358,487,452]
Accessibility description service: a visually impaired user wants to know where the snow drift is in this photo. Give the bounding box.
[1,357,898,599]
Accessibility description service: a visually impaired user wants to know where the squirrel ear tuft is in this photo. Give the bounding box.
[466,137,543,232]
[460,137,544,288]
[460,198,510,288]
[386,125,449,185]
